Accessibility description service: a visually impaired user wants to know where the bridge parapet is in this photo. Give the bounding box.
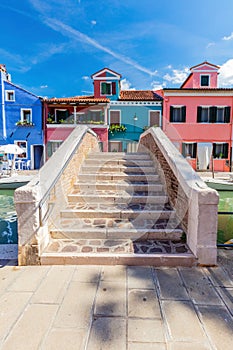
[15,126,100,265]
[138,127,219,266]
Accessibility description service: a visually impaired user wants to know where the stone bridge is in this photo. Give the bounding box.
[14,126,219,266]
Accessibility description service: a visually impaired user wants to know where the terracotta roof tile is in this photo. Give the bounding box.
[120,90,162,101]
[44,96,109,104]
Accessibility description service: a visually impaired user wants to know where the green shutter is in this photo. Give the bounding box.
[181,143,186,157]
[224,106,230,123]
[197,107,202,122]
[101,83,107,95]
[223,143,229,158]
[193,143,197,158]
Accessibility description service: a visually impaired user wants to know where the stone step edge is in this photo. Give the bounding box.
[50,228,183,233]
[67,194,168,202]
[40,253,197,267]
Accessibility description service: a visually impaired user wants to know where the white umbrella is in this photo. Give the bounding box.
[0,144,25,176]
[0,144,24,155]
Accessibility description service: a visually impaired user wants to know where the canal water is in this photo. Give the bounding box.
[217,191,233,243]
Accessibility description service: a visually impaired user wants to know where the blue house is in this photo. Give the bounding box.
[91,68,163,152]
[0,64,44,169]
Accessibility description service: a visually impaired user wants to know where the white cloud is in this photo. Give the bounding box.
[163,67,189,85]
[40,84,48,88]
[120,78,135,90]
[82,75,89,80]
[222,32,233,41]
[151,80,166,90]
[219,59,233,87]
[206,42,215,48]
[91,20,97,26]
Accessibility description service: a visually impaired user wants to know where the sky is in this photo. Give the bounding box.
[1,0,233,98]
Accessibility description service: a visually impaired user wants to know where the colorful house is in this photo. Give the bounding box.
[43,96,109,156]
[0,64,44,169]
[91,68,163,152]
[161,61,233,172]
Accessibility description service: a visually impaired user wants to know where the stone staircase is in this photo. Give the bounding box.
[41,152,197,266]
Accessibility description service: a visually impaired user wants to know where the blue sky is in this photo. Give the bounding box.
[1,0,233,97]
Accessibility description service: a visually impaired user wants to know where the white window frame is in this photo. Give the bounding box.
[14,140,27,159]
[182,142,196,159]
[148,110,161,127]
[20,109,32,123]
[200,74,210,87]
[109,110,121,125]
[5,90,15,101]
[100,82,112,96]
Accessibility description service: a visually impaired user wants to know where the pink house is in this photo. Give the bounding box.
[161,62,233,172]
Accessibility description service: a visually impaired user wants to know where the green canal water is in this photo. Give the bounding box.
[0,189,18,244]
[217,191,233,243]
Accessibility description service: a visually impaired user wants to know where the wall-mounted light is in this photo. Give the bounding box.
[133,113,138,121]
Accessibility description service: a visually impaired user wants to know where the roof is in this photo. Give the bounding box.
[44,95,110,104]
[180,73,193,88]
[190,61,220,70]
[120,90,163,101]
[163,88,233,91]
[91,68,122,79]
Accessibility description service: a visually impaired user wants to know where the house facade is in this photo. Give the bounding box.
[92,68,163,152]
[161,62,233,172]
[0,64,44,169]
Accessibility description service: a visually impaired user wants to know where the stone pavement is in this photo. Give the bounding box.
[0,249,233,350]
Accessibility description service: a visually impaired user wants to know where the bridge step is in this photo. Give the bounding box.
[41,238,196,267]
[42,151,195,267]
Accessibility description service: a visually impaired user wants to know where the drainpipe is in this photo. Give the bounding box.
[0,71,6,139]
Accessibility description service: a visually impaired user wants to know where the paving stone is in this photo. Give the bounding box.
[156,268,189,300]
[208,266,233,288]
[0,266,23,295]
[180,268,223,305]
[0,292,32,345]
[162,300,208,342]
[1,304,58,350]
[215,287,233,316]
[127,266,155,289]
[87,317,126,350]
[198,305,233,350]
[167,342,211,350]
[128,318,165,343]
[128,342,167,350]
[31,265,75,304]
[101,265,127,282]
[72,265,101,283]
[94,281,126,316]
[7,266,50,292]
[128,290,161,318]
[54,281,97,328]
[44,328,87,350]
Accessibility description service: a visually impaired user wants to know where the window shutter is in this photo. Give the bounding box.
[223,143,229,158]
[210,106,216,123]
[112,82,116,95]
[181,106,186,122]
[197,106,202,122]
[181,143,186,157]
[224,106,230,123]
[101,83,106,95]
[213,143,216,158]
[170,106,174,122]
[193,143,197,158]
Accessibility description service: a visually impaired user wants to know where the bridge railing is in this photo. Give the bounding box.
[14,126,100,265]
[138,127,219,266]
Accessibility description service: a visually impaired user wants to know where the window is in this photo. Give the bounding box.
[47,141,63,158]
[21,109,32,123]
[201,75,209,86]
[55,109,69,123]
[15,141,27,158]
[101,82,116,95]
[5,90,15,101]
[213,143,228,159]
[182,143,197,158]
[109,110,120,125]
[170,106,186,122]
[149,111,160,127]
[197,106,230,123]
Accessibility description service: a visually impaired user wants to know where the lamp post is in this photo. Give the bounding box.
[133,113,138,133]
